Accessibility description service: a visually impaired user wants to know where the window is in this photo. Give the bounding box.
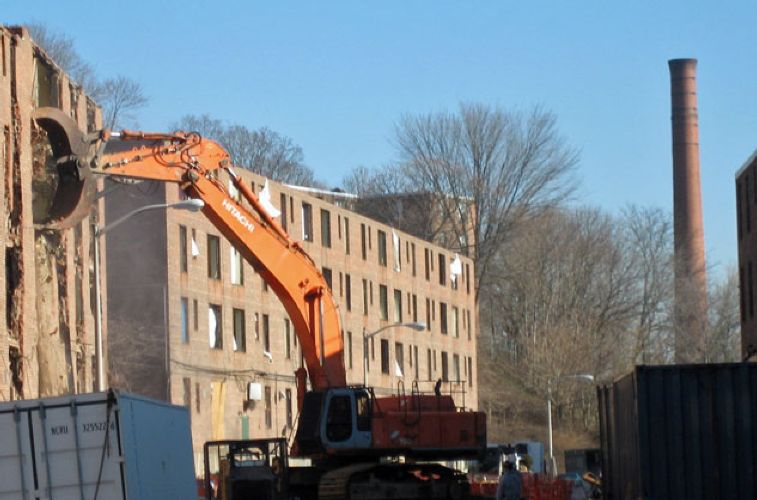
[379,285,388,320]
[453,306,459,338]
[346,331,353,369]
[263,314,270,352]
[285,319,291,359]
[180,297,189,343]
[195,383,201,413]
[321,209,332,247]
[344,218,350,254]
[233,308,246,352]
[183,377,191,411]
[302,202,313,241]
[345,274,352,311]
[179,225,188,272]
[280,193,288,231]
[466,264,471,294]
[440,303,448,335]
[411,243,416,277]
[265,386,272,429]
[285,389,293,428]
[467,310,472,340]
[207,235,221,279]
[193,299,198,331]
[393,232,401,271]
[377,230,387,266]
[230,246,244,285]
[381,339,390,374]
[362,279,368,315]
[209,304,222,349]
[426,298,431,331]
[361,223,367,260]
[439,254,446,286]
[467,357,473,387]
[424,249,430,281]
[441,352,449,381]
[254,312,260,340]
[414,346,419,380]
[412,295,418,323]
[453,354,461,382]
[393,289,402,322]
[322,267,333,290]
[395,342,404,377]
[427,348,432,379]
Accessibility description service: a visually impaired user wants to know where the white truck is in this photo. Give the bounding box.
[0,390,196,500]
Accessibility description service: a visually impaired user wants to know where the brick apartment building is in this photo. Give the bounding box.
[0,26,103,400]
[736,151,757,357]
[104,169,479,469]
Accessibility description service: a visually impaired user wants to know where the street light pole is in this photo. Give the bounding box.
[362,321,425,386]
[92,198,205,392]
[546,373,594,477]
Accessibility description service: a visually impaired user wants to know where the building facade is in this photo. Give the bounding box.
[105,168,479,470]
[0,26,103,401]
[736,151,757,358]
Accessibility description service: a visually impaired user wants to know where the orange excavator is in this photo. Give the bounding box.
[34,107,486,499]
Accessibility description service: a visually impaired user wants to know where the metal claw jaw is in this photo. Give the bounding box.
[32,107,98,229]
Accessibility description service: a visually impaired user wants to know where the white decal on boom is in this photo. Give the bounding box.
[222,198,256,233]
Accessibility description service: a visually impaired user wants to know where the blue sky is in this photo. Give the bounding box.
[6,1,757,275]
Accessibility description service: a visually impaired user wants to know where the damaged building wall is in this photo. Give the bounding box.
[0,25,103,400]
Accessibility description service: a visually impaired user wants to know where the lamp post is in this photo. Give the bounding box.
[362,321,425,385]
[547,373,594,477]
[93,198,205,391]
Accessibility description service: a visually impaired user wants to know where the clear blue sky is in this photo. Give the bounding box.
[6,1,757,276]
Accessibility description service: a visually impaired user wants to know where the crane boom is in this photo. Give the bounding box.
[34,107,346,390]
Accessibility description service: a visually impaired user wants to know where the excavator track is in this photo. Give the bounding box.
[318,462,469,500]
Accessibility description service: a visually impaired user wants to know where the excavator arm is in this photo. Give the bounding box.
[33,107,345,391]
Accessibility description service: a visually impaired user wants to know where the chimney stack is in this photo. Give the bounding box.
[669,58,707,363]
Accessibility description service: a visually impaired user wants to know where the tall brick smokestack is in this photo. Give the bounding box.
[669,58,707,363]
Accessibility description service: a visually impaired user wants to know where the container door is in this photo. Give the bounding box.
[30,400,124,500]
[0,410,34,499]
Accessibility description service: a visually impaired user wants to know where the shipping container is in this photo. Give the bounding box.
[598,363,757,500]
[0,390,196,499]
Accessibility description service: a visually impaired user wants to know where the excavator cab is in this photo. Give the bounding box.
[295,387,373,455]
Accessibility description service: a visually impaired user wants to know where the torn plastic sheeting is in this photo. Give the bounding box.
[392,230,400,272]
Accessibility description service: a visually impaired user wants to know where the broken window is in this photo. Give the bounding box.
[230,246,243,285]
[207,235,221,279]
[233,308,246,352]
[33,58,59,108]
[208,304,222,349]
[395,342,404,377]
[393,289,402,322]
[302,202,313,241]
[5,247,20,333]
[377,230,387,266]
[9,347,22,399]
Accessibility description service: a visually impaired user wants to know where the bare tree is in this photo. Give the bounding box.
[704,268,741,362]
[26,22,98,91]
[392,103,579,298]
[98,76,148,130]
[173,115,317,186]
[27,24,148,130]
